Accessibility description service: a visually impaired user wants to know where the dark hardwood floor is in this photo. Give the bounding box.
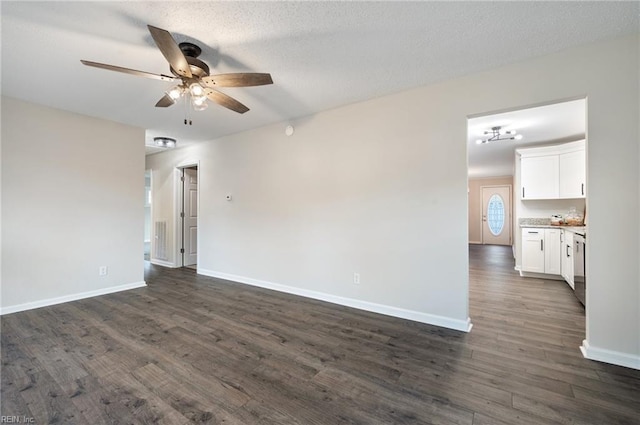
[2,245,639,424]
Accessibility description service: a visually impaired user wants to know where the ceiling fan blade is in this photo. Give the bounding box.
[155,94,176,108]
[204,88,249,114]
[201,73,273,88]
[80,60,178,82]
[147,25,192,78]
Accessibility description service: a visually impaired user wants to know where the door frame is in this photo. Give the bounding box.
[145,169,153,262]
[174,161,200,268]
[480,184,512,246]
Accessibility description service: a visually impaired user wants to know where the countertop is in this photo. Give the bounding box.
[519,218,585,235]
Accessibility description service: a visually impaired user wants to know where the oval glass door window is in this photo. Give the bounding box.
[487,194,505,236]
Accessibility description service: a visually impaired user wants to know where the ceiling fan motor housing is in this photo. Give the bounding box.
[171,42,209,78]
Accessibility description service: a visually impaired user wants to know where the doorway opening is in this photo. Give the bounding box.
[144,169,152,262]
[177,165,198,269]
[466,97,587,334]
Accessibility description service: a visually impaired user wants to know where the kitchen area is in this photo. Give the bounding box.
[468,98,588,312]
[516,139,586,307]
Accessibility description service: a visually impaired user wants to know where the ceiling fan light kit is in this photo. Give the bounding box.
[476,126,524,144]
[153,137,177,148]
[80,24,273,123]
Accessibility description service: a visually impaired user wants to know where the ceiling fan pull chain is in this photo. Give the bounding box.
[183,93,189,125]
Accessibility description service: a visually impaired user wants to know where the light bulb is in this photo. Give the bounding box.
[476,139,483,145]
[515,134,523,140]
[167,86,183,100]
[193,101,208,111]
[192,95,207,106]
[190,83,205,97]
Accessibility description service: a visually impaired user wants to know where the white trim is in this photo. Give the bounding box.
[150,259,178,268]
[175,161,200,268]
[0,281,147,316]
[469,240,482,245]
[518,139,585,158]
[198,268,473,333]
[146,168,154,263]
[580,339,640,370]
[518,270,564,281]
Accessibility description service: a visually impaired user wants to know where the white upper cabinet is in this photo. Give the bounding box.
[559,148,586,198]
[518,140,585,200]
[521,155,559,199]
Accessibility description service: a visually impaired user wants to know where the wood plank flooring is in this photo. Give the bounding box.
[2,245,639,424]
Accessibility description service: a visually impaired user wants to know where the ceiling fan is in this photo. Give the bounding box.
[81,25,273,118]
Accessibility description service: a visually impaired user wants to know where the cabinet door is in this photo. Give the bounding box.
[561,231,574,289]
[521,155,559,200]
[544,228,562,275]
[521,228,545,273]
[559,149,586,198]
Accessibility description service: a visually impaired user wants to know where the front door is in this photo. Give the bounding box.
[183,167,198,266]
[481,185,511,245]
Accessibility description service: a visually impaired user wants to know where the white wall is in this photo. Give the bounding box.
[1,97,146,313]
[147,34,639,368]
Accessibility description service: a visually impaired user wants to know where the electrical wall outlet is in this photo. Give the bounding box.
[99,266,108,276]
[353,272,360,284]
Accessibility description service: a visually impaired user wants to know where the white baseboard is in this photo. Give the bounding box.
[518,271,564,281]
[198,268,472,333]
[469,240,482,245]
[0,281,147,316]
[580,339,640,370]
[150,259,178,268]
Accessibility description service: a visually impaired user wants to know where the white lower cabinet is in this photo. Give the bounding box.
[544,228,562,275]
[561,230,575,289]
[522,228,562,274]
[521,228,545,273]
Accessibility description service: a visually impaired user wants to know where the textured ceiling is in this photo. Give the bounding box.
[1,2,638,155]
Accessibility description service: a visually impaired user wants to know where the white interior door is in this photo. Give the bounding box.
[481,185,511,246]
[183,167,198,266]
